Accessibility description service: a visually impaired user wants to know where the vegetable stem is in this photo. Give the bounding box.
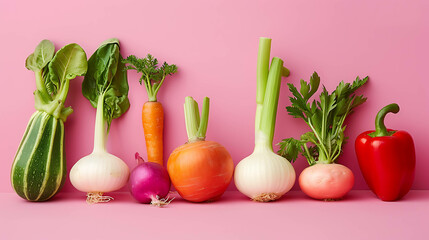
[196,97,210,140]
[317,151,330,164]
[93,93,107,153]
[34,78,72,122]
[57,78,70,105]
[184,97,199,141]
[330,141,343,162]
[302,143,315,165]
[184,96,209,142]
[35,70,51,100]
[255,38,271,135]
[372,103,400,137]
[153,75,167,100]
[307,120,330,163]
[259,57,283,148]
[145,75,156,102]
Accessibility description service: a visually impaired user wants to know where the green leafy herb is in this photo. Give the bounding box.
[278,72,368,165]
[82,38,130,131]
[122,54,177,102]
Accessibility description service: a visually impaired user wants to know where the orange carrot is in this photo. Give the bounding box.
[123,54,177,166]
[142,101,164,165]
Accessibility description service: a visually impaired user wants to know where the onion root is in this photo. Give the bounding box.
[86,192,114,204]
[252,193,281,202]
[150,195,174,207]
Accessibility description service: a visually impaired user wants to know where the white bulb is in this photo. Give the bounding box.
[234,147,295,202]
[70,152,129,193]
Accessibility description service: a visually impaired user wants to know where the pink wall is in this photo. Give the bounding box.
[1,0,428,193]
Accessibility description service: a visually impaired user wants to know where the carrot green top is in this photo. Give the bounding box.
[123,54,177,102]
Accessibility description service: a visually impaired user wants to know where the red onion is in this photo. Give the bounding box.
[129,153,172,206]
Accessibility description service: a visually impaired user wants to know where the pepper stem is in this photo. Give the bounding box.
[373,103,400,137]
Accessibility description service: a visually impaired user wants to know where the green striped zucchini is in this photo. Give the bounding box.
[10,40,87,201]
[11,111,66,201]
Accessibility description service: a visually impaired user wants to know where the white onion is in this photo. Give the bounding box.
[234,133,295,201]
[70,152,129,194]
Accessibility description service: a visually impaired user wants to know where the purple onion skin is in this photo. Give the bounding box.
[129,162,171,203]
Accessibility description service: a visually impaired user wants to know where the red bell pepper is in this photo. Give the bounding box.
[355,103,415,201]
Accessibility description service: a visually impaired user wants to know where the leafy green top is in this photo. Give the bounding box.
[122,54,177,102]
[82,38,130,131]
[26,40,88,121]
[278,72,368,165]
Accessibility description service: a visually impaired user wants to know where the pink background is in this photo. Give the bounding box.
[1,0,428,194]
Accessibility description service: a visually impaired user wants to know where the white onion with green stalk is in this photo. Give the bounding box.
[69,39,130,204]
[234,38,295,202]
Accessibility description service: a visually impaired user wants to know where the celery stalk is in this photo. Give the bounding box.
[196,98,210,140]
[184,96,210,142]
[255,38,271,135]
[259,57,283,149]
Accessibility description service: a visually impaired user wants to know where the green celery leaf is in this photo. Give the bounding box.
[300,131,317,143]
[351,76,369,93]
[302,145,318,165]
[289,97,310,114]
[334,81,348,99]
[334,76,368,99]
[318,87,336,115]
[277,138,303,163]
[286,106,306,119]
[287,83,306,103]
[318,87,336,140]
[299,79,310,99]
[306,72,320,100]
[280,71,368,165]
[334,98,350,116]
[351,95,367,109]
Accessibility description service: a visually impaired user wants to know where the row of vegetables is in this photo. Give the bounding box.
[10,38,416,205]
